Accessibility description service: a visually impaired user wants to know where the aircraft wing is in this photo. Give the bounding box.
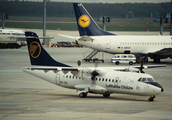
[113,64,166,73]
[29,67,78,71]
[24,67,102,80]
[148,48,172,55]
[24,67,79,74]
[133,65,167,69]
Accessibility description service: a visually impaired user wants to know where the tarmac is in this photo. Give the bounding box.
[0,30,172,120]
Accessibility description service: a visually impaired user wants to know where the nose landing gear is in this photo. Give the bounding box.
[148,95,155,101]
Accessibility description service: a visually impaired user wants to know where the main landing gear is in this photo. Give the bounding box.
[103,94,110,98]
[79,92,88,98]
[153,58,160,63]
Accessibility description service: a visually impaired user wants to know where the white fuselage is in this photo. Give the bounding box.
[77,36,172,55]
[23,67,162,97]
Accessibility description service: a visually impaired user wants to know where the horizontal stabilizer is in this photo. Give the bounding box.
[57,34,76,39]
[78,36,94,41]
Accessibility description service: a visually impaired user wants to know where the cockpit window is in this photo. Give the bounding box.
[138,78,142,82]
[147,78,155,82]
[142,78,147,82]
[138,77,155,82]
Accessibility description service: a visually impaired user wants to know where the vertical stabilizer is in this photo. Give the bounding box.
[25,31,70,67]
[73,3,115,36]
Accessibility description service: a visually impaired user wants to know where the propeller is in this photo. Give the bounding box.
[91,62,99,80]
[91,70,99,80]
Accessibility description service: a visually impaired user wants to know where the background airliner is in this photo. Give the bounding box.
[59,3,172,63]
[0,29,25,48]
[23,31,164,101]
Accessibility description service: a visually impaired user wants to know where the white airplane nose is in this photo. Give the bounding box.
[153,87,162,94]
[147,82,164,93]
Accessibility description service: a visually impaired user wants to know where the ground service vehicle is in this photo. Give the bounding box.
[111,54,136,65]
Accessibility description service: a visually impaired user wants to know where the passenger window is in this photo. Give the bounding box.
[109,79,111,82]
[102,78,104,81]
[112,79,114,82]
[66,75,68,78]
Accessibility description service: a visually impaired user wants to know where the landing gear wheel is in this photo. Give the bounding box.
[79,92,87,98]
[153,59,160,63]
[103,94,110,98]
[148,97,154,101]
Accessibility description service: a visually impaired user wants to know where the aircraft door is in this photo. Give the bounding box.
[106,40,111,49]
[55,74,60,85]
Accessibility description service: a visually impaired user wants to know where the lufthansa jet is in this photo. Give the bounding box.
[23,31,164,101]
[59,3,172,63]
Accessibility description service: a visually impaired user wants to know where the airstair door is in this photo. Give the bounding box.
[106,40,111,49]
[55,74,60,85]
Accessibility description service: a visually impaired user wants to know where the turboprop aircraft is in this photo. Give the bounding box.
[58,3,172,63]
[23,31,165,101]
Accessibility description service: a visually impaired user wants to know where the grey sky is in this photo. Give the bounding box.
[29,0,171,3]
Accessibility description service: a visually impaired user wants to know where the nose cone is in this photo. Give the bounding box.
[147,82,164,92]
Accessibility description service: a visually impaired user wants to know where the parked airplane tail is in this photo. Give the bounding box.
[25,31,70,67]
[73,3,115,36]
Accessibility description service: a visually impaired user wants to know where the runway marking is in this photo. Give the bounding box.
[15,105,48,108]
[0,105,172,112]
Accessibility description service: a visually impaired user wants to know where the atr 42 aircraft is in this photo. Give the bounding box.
[23,31,165,101]
[59,3,172,63]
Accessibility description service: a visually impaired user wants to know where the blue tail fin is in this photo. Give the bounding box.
[73,3,115,36]
[25,31,70,67]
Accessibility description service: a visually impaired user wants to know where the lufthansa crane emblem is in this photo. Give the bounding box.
[30,41,41,58]
[78,15,90,28]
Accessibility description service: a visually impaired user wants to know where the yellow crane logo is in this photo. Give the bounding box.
[30,41,41,58]
[78,15,90,28]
